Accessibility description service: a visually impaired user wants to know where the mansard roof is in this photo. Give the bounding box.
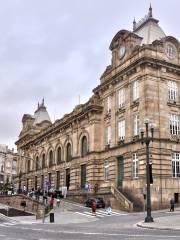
[133,6,166,44]
[33,99,51,125]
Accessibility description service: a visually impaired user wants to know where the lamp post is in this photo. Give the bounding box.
[140,119,154,223]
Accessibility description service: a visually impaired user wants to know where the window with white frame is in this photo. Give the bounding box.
[105,126,111,145]
[107,96,111,113]
[172,152,180,177]
[104,160,109,181]
[133,114,139,136]
[170,114,180,135]
[168,81,178,101]
[118,88,125,108]
[133,80,139,101]
[118,119,125,140]
[132,153,138,178]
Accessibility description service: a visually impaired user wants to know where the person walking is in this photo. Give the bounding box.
[170,198,175,212]
[50,197,54,210]
[92,201,97,216]
[57,196,61,208]
[106,201,112,215]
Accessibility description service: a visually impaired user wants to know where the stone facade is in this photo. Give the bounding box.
[0,145,17,187]
[15,7,180,209]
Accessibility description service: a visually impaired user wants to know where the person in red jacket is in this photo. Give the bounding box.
[92,201,97,216]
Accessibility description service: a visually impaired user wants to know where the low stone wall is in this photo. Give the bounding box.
[0,195,44,219]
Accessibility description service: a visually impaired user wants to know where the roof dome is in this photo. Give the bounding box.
[33,99,51,125]
[133,5,166,44]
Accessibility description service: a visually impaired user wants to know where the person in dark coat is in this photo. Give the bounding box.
[170,198,175,212]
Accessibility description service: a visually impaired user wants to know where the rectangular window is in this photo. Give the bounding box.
[170,114,180,135]
[168,81,178,101]
[107,96,111,113]
[118,88,125,108]
[133,80,139,101]
[105,126,111,145]
[118,120,125,140]
[133,114,139,136]
[104,160,109,181]
[172,153,180,178]
[132,153,138,178]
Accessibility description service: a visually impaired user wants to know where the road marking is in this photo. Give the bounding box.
[96,211,110,216]
[63,201,88,209]
[75,212,95,218]
[74,210,128,219]
[8,226,180,238]
[83,211,104,218]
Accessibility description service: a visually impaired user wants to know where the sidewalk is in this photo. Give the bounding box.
[137,209,180,230]
[10,201,97,225]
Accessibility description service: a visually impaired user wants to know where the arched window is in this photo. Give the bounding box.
[36,156,39,171]
[42,154,46,169]
[49,150,54,167]
[66,143,72,161]
[57,147,61,164]
[81,136,88,157]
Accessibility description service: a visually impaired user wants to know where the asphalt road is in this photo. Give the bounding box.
[0,201,180,240]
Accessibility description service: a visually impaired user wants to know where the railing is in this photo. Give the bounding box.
[110,186,133,212]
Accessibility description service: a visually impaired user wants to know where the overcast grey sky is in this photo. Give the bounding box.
[0,0,179,149]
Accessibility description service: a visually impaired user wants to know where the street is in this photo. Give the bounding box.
[0,200,180,239]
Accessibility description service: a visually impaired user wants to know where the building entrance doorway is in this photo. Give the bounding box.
[66,169,70,190]
[81,164,86,188]
[26,179,29,192]
[174,193,179,203]
[117,156,124,189]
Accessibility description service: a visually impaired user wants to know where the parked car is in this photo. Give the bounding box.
[85,197,105,208]
[48,190,63,198]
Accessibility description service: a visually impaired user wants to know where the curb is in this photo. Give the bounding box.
[136,221,180,231]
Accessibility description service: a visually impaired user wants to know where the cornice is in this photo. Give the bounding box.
[93,56,180,94]
[17,103,103,148]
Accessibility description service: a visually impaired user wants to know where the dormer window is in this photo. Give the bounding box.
[165,43,176,59]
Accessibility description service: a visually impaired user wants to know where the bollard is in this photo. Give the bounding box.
[50,212,54,223]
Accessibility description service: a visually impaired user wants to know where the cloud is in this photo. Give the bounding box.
[0,0,179,148]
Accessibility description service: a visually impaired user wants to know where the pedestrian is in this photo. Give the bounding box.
[23,185,26,195]
[92,201,97,216]
[170,198,175,212]
[57,196,61,208]
[50,197,54,210]
[106,201,112,215]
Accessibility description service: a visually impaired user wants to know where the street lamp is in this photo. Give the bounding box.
[140,119,154,223]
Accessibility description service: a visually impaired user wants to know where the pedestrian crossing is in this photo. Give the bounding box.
[75,209,128,218]
[0,221,17,227]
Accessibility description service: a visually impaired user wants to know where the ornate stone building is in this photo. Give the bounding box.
[15,7,180,210]
[0,145,17,187]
